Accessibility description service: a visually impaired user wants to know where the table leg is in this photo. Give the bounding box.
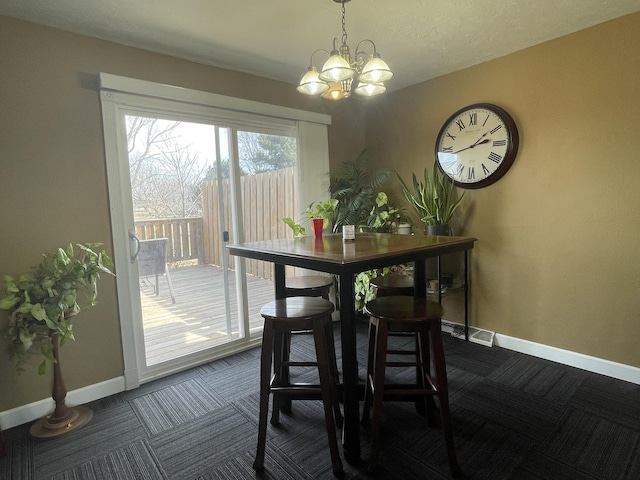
[338,272,360,462]
[0,425,6,458]
[414,259,426,298]
[273,264,286,299]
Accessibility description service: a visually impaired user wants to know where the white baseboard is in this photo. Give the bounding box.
[0,377,125,430]
[441,318,639,385]
[494,333,640,385]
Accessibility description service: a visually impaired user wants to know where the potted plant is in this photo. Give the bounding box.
[283,199,338,238]
[398,162,465,235]
[363,191,412,234]
[329,149,396,232]
[0,242,114,438]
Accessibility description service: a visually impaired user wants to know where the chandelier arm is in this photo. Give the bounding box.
[309,49,331,67]
[355,39,378,57]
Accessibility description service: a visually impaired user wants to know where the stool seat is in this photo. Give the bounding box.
[362,296,461,478]
[370,274,414,297]
[285,275,333,300]
[253,296,343,476]
[365,295,442,323]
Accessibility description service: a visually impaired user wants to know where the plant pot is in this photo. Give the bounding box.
[311,218,324,239]
[424,224,450,236]
[397,223,412,235]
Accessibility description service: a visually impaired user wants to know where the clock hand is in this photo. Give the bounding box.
[471,130,490,147]
[452,138,490,154]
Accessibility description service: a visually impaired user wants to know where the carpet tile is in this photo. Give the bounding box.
[1,322,638,480]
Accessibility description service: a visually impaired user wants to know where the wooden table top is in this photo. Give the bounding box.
[228,233,477,272]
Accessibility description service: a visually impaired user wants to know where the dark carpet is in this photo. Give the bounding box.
[2,321,639,480]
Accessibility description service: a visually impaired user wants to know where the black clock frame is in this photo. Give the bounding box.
[435,103,519,189]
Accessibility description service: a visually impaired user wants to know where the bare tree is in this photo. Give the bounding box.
[126,116,208,219]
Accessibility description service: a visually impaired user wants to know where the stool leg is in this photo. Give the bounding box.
[323,319,343,428]
[417,330,437,426]
[361,318,377,425]
[313,320,344,476]
[280,331,293,414]
[253,319,274,472]
[270,329,283,425]
[368,318,389,474]
[429,321,462,479]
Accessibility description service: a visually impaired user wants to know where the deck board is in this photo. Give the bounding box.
[140,263,274,365]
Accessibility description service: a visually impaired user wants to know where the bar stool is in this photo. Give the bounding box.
[370,274,414,298]
[281,275,337,412]
[285,275,334,300]
[253,296,343,476]
[362,296,461,478]
[370,274,435,418]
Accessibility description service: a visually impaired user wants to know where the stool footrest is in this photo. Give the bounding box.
[370,384,438,399]
[270,384,325,400]
[386,361,422,367]
[387,349,418,355]
[282,361,318,367]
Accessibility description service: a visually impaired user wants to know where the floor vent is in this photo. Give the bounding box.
[441,320,495,347]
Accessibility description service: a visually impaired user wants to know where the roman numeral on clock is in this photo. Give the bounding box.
[493,140,506,147]
[455,119,466,130]
[442,146,453,153]
[468,167,475,180]
[482,163,490,176]
[456,163,464,178]
[469,113,477,125]
[490,124,503,134]
[488,152,502,163]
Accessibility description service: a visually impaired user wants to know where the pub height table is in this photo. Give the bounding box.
[228,232,477,463]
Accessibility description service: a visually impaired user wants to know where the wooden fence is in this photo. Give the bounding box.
[202,167,298,280]
[134,167,298,279]
[134,218,204,264]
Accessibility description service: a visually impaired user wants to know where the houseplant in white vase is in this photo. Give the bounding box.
[0,243,114,438]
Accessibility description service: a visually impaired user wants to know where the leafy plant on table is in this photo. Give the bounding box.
[283,199,339,237]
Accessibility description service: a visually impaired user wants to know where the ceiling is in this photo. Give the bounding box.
[2,0,640,92]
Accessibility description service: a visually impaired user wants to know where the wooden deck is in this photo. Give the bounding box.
[140,263,274,365]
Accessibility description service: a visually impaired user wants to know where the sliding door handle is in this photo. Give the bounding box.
[129,230,141,263]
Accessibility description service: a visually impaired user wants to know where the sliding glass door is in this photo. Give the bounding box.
[100,73,330,387]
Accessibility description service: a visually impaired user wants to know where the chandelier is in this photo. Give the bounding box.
[297,0,393,101]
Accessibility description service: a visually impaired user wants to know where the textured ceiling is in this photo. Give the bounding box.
[2,0,640,91]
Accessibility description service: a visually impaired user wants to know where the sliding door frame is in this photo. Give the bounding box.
[99,73,331,388]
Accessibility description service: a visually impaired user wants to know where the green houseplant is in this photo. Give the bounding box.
[0,243,114,438]
[330,149,399,232]
[283,199,338,237]
[398,162,465,235]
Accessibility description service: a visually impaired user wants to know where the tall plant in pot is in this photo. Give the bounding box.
[398,162,465,235]
[0,243,114,438]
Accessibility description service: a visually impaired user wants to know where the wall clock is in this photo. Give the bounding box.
[435,103,519,189]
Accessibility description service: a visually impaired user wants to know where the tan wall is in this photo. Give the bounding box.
[366,13,640,368]
[0,15,365,412]
[2,11,639,415]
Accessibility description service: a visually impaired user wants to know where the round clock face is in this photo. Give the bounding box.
[435,103,519,189]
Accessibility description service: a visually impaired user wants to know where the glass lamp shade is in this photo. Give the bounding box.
[297,67,330,95]
[319,53,355,82]
[354,81,386,97]
[358,55,393,84]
